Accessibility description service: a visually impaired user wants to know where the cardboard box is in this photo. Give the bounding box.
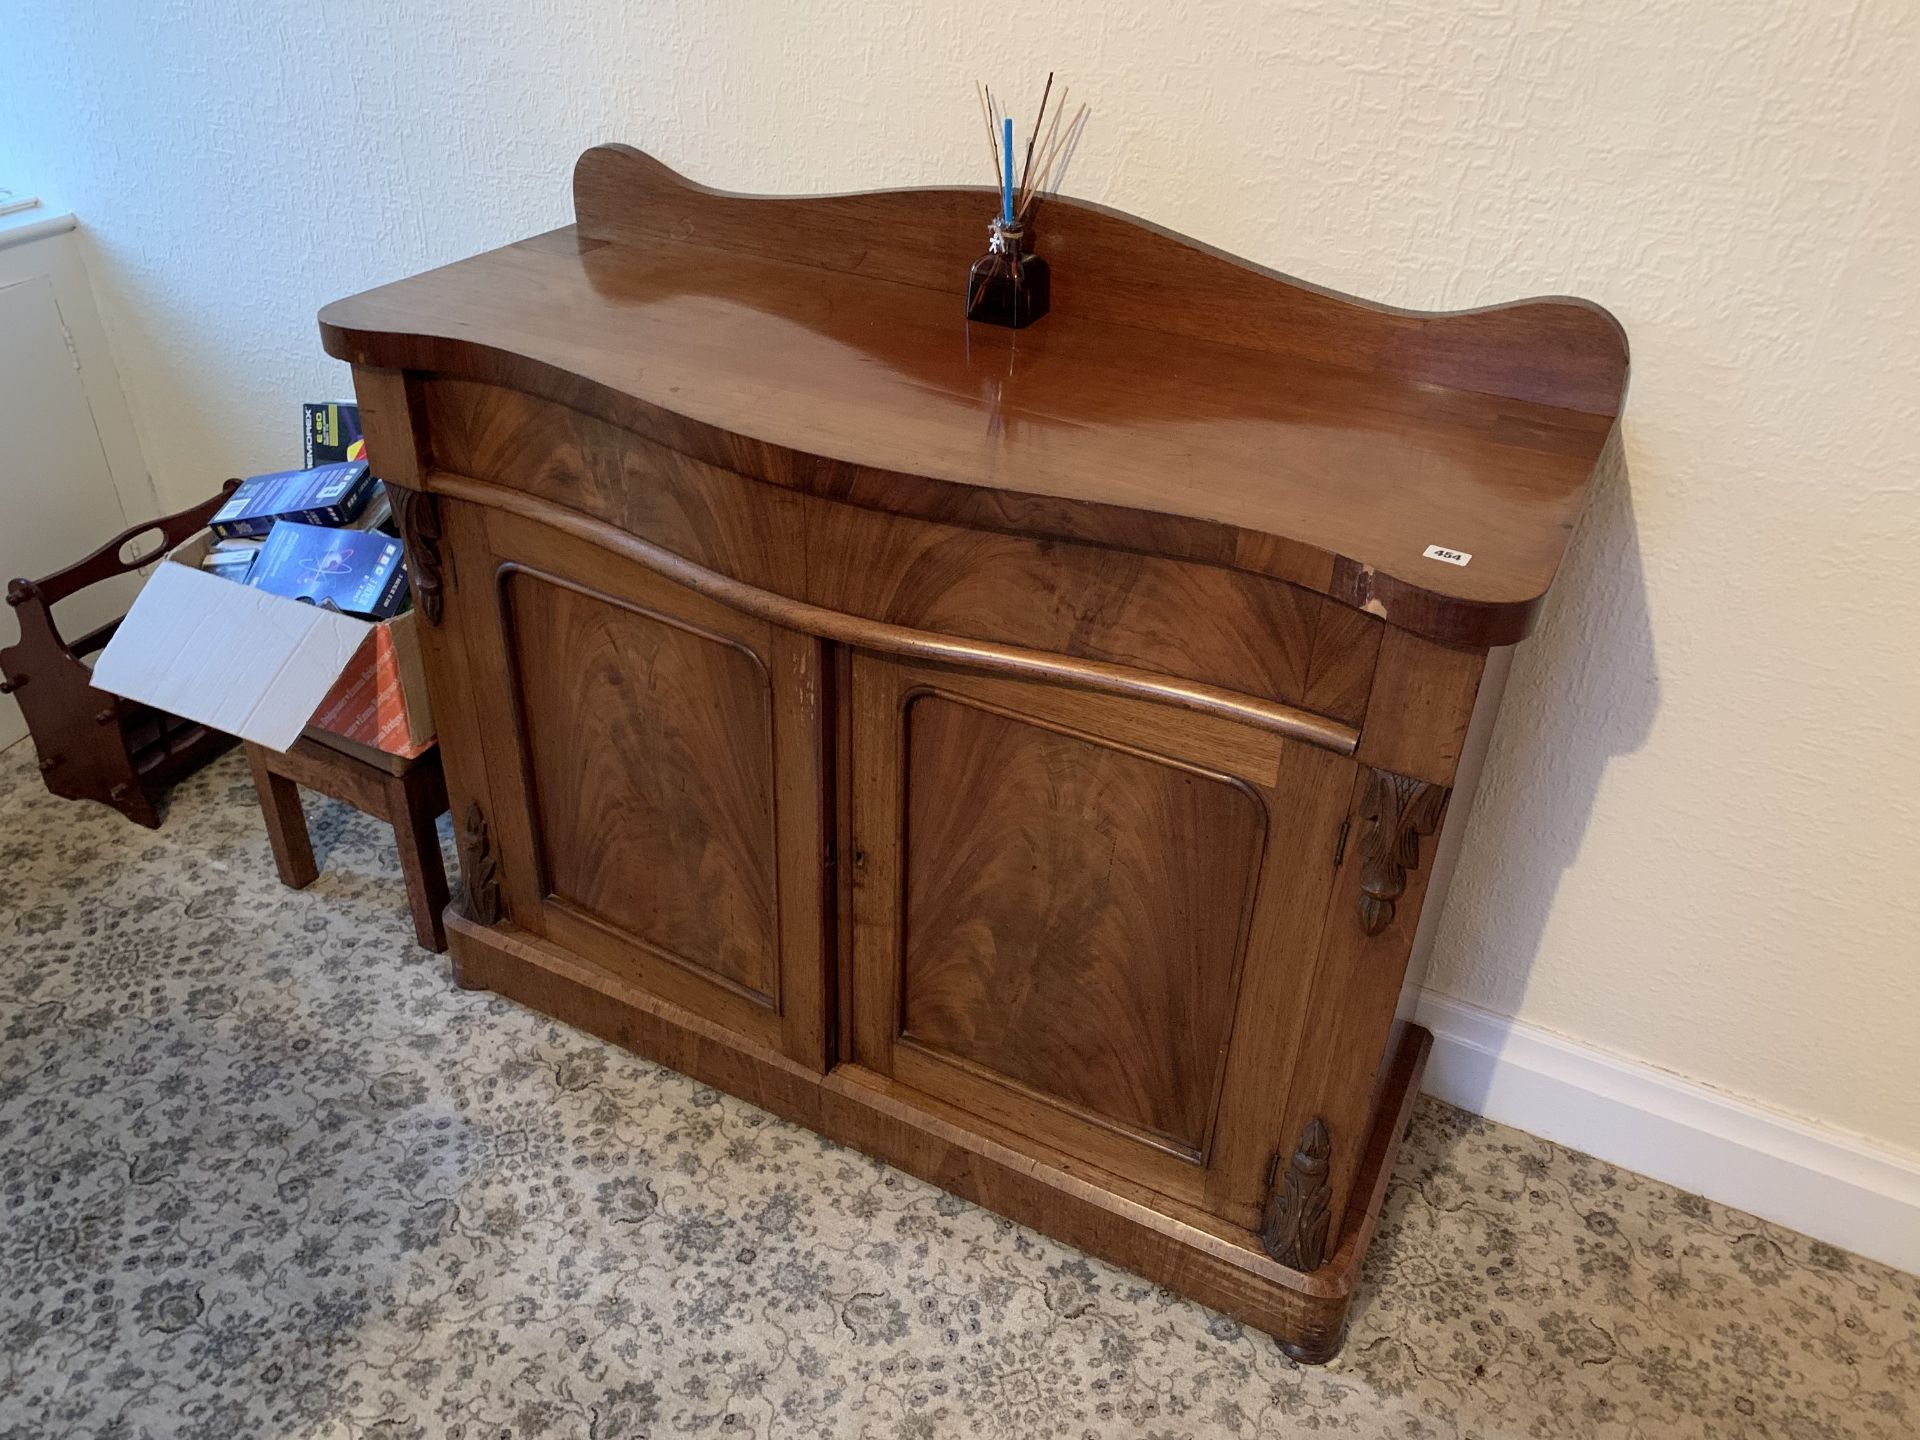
[92,534,435,758]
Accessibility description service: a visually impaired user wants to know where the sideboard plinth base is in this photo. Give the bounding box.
[445,912,1430,1362]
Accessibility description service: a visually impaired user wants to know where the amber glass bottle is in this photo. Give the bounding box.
[966,219,1050,328]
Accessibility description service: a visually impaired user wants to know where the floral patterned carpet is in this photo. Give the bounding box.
[0,740,1914,1440]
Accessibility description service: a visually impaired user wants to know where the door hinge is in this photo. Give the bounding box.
[1332,817,1351,869]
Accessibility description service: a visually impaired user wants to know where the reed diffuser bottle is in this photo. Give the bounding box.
[967,217,1049,328]
[966,78,1082,329]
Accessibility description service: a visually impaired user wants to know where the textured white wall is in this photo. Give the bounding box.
[6,2,1917,1157]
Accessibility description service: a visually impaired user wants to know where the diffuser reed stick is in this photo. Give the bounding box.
[1021,102,1087,222]
[965,75,1065,328]
[1016,71,1054,201]
[1018,85,1065,214]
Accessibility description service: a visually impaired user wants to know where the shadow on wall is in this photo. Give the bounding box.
[1419,423,1660,1108]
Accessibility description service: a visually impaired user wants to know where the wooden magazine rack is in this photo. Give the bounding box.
[2,483,240,827]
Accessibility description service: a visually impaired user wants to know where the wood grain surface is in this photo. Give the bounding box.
[847,655,1358,1223]
[504,568,780,1004]
[429,470,1361,755]
[321,146,1629,647]
[565,146,1622,414]
[421,377,1382,723]
[320,141,1619,1360]
[898,691,1265,1157]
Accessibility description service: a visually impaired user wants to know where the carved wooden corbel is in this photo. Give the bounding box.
[1357,768,1450,936]
[387,484,445,625]
[458,800,500,924]
[1261,1117,1333,1270]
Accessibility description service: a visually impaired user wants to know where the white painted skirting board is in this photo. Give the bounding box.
[1414,990,1920,1277]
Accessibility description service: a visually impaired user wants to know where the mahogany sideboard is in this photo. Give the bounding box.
[320,145,1628,1361]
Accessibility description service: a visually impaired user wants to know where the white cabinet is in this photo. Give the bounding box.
[0,210,156,751]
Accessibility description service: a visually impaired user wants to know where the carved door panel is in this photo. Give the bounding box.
[456,508,829,1068]
[846,655,1356,1227]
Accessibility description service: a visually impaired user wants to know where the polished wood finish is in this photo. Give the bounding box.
[447,505,833,1068]
[323,148,1628,649]
[244,737,451,952]
[430,470,1361,754]
[419,380,1380,723]
[2,484,240,827]
[506,568,781,1002]
[899,693,1261,1154]
[320,147,1624,1360]
[847,655,1354,1226]
[567,149,1623,411]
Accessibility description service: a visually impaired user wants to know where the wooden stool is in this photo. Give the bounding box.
[244,736,451,952]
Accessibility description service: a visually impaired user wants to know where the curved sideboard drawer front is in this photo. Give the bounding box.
[803,503,1381,726]
[420,378,1382,725]
[420,377,808,600]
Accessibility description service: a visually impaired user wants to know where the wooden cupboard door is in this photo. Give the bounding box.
[459,510,829,1068]
[847,655,1356,1226]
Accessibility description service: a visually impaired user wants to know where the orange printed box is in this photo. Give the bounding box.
[305,612,433,758]
[93,533,435,760]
